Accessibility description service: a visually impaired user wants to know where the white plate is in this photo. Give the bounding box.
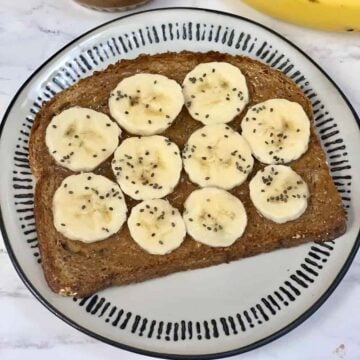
[0,8,359,359]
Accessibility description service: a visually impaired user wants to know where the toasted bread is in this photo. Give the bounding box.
[30,51,346,297]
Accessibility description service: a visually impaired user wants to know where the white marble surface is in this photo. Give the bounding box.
[0,0,359,359]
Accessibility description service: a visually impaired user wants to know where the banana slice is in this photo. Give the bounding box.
[249,165,309,223]
[182,62,249,125]
[109,73,184,135]
[128,199,186,255]
[183,187,247,247]
[53,173,127,242]
[46,107,120,172]
[112,135,182,200]
[241,99,310,164]
[182,124,254,189]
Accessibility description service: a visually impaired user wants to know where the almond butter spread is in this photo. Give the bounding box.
[74,0,150,10]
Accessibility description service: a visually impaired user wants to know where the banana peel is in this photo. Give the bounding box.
[242,0,360,32]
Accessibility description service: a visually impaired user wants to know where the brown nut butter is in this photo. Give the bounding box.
[74,0,151,11]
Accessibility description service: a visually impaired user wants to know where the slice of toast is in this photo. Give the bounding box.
[30,51,346,297]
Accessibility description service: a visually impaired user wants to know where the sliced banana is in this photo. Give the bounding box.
[182,124,254,190]
[128,199,186,255]
[46,107,120,172]
[183,187,247,247]
[241,99,310,164]
[249,165,309,223]
[53,173,127,242]
[109,73,184,135]
[182,62,249,125]
[112,135,182,200]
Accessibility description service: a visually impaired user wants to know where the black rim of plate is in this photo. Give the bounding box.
[0,7,359,360]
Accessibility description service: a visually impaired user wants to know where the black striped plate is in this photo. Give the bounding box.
[0,8,359,359]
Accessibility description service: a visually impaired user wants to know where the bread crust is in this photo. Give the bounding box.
[30,51,347,297]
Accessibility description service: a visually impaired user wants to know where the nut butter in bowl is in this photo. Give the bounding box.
[74,0,151,11]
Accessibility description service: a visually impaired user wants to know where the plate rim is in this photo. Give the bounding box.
[0,7,359,360]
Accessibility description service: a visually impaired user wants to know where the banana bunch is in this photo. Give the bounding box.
[242,0,360,32]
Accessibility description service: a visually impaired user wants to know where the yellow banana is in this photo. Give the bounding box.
[242,0,360,32]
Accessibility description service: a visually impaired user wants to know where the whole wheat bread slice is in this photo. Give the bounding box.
[30,51,346,297]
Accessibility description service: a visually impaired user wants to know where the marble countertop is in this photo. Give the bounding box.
[0,0,359,359]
